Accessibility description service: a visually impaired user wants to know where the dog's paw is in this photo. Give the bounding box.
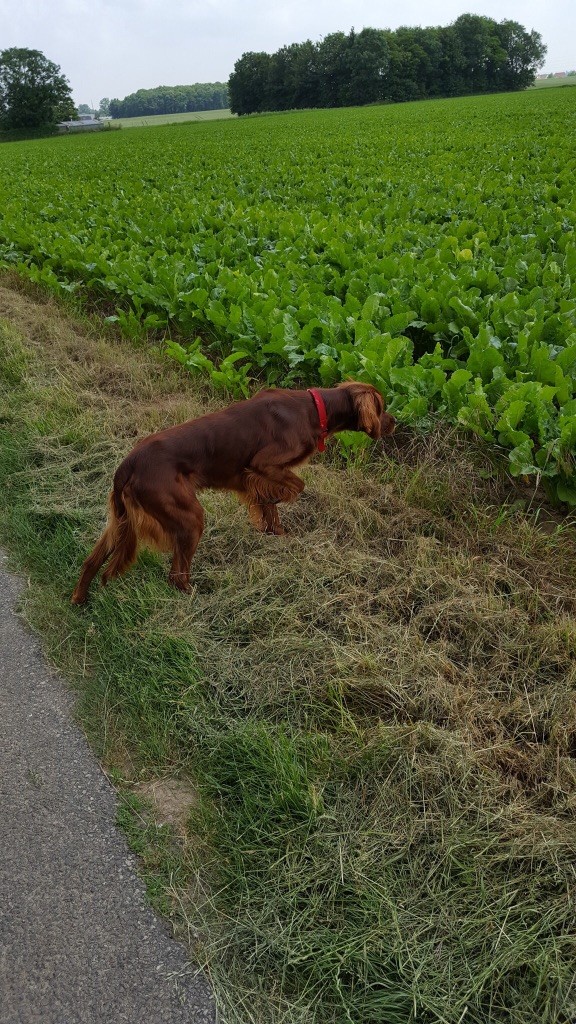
[168,574,192,594]
[266,523,288,536]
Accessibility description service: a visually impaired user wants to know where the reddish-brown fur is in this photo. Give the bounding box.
[71,381,395,604]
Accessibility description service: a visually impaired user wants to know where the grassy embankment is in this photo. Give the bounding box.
[1,279,576,1023]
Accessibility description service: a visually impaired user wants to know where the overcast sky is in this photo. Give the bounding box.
[0,0,573,106]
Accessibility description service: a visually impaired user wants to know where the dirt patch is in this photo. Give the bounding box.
[134,778,201,835]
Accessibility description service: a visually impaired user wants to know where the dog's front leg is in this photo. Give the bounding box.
[240,449,306,535]
[248,500,287,536]
[245,466,305,505]
[236,493,287,535]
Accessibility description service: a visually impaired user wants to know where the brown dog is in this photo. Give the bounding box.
[71,381,395,603]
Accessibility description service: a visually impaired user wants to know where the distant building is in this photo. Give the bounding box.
[57,115,103,133]
[554,71,567,78]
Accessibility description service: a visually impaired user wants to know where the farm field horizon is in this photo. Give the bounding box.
[530,76,576,89]
[110,106,234,127]
[1,83,576,1024]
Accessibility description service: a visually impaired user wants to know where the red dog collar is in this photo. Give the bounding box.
[307,388,328,452]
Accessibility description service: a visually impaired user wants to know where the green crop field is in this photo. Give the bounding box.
[0,87,575,500]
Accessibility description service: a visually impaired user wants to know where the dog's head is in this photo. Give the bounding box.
[338,381,396,439]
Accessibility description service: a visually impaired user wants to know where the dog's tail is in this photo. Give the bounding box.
[71,465,139,605]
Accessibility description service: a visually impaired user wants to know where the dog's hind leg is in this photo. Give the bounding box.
[138,480,205,593]
[167,500,205,593]
[71,529,115,605]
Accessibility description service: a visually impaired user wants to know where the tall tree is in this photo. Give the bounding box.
[494,21,547,90]
[285,41,321,109]
[450,14,496,94]
[385,28,427,102]
[229,53,272,115]
[0,48,75,130]
[341,28,390,106]
[267,46,299,111]
[388,26,444,100]
[98,97,110,117]
[316,32,348,107]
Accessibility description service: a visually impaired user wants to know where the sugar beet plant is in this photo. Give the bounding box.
[0,87,575,499]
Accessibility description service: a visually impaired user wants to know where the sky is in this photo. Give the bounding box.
[0,0,573,106]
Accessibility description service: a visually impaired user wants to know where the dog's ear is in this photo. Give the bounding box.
[339,382,384,439]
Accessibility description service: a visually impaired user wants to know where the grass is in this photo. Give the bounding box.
[1,278,576,1023]
[111,108,234,128]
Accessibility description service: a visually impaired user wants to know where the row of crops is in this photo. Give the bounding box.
[0,87,575,499]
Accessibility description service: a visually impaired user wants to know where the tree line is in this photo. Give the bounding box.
[228,15,547,115]
[109,84,229,119]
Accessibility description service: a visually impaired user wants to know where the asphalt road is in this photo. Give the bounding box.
[0,552,216,1024]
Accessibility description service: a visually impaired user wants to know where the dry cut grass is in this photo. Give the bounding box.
[1,280,576,1024]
